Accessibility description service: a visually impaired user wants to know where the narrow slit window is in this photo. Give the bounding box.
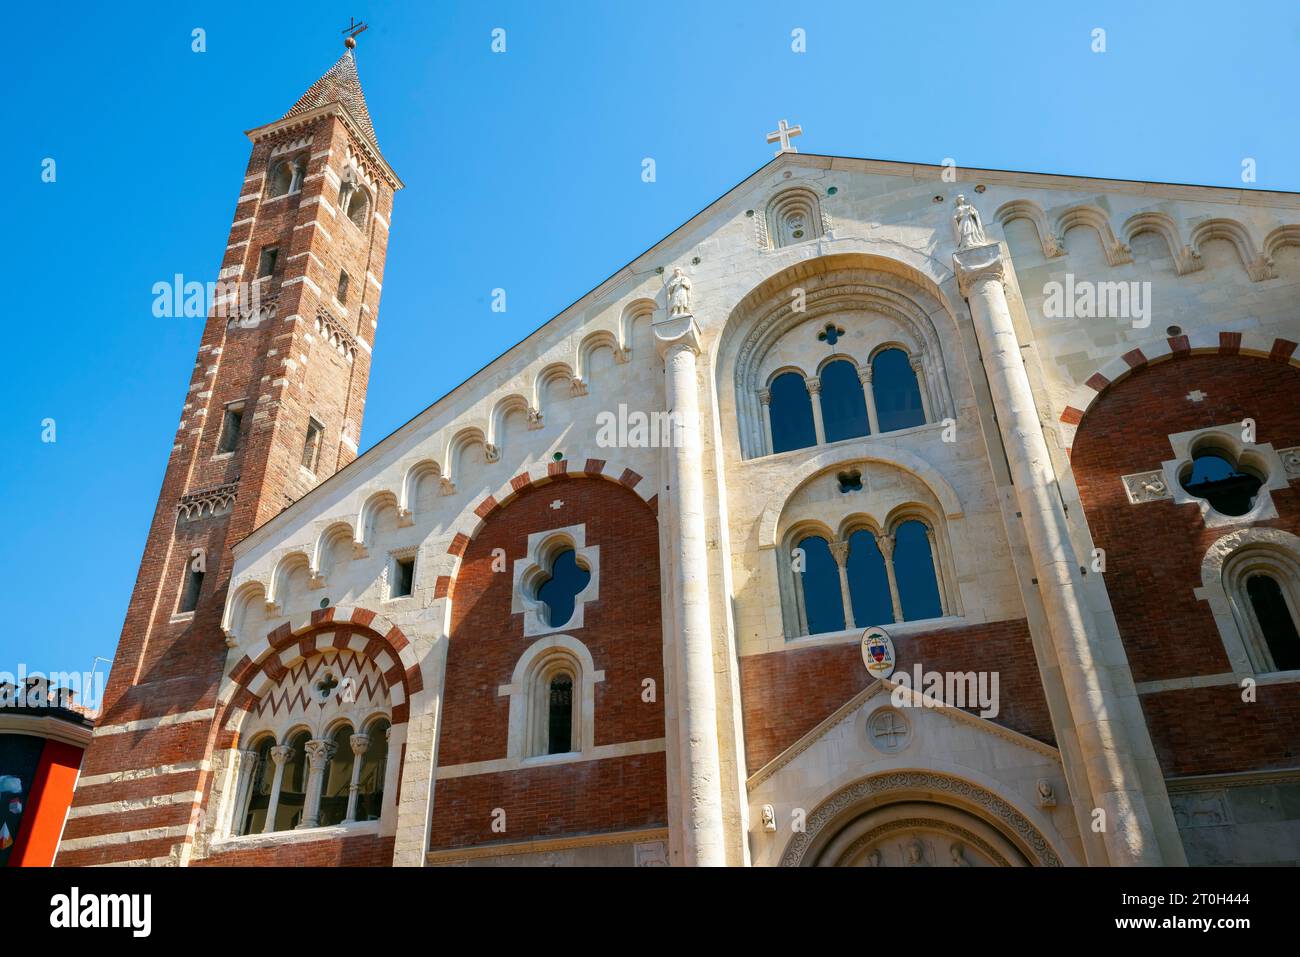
[392,557,415,598]
[336,270,349,304]
[257,246,279,279]
[547,675,574,754]
[217,403,243,454]
[302,418,324,473]
[179,558,204,614]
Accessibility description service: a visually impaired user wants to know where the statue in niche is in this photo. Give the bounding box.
[864,848,884,867]
[950,842,971,866]
[667,267,692,317]
[952,194,987,248]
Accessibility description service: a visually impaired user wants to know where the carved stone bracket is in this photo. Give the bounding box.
[952,242,1006,298]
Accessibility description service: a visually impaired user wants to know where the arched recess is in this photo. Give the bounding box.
[1263,224,1300,264]
[399,459,442,519]
[267,551,312,613]
[442,426,495,497]
[356,490,400,552]
[619,298,656,357]
[780,769,1063,866]
[1054,204,1133,266]
[1123,211,1202,275]
[312,521,356,583]
[531,361,578,417]
[1190,218,1275,281]
[222,580,268,646]
[575,329,627,393]
[717,252,961,460]
[994,199,1064,258]
[765,186,826,248]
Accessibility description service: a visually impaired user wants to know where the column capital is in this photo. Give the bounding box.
[652,314,703,360]
[877,532,896,558]
[349,733,371,757]
[304,739,336,769]
[803,375,822,395]
[857,365,873,384]
[952,241,1005,298]
[270,745,295,766]
[828,540,850,566]
[757,387,772,406]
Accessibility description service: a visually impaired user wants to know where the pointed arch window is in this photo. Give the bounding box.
[819,359,871,443]
[768,371,817,453]
[872,348,926,432]
[547,675,575,754]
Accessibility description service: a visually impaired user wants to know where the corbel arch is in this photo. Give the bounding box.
[1122,210,1202,275]
[312,521,356,582]
[356,490,400,552]
[442,426,495,496]
[1190,218,1275,281]
[575,329,626,392]
[532,361,578,414]
[994,199,1064,258]
[619,297,656,356]
[1263,224,1300,262]
[399,459,441,518]
[1054,204,1133,266]
[267,551,312,612]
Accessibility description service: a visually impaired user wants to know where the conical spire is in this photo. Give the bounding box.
[281,48,380,151]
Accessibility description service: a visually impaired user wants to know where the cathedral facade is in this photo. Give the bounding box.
[61,49,1300,867]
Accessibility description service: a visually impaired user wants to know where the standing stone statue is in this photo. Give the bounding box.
[667,267,692,317]
[952,194,987,248]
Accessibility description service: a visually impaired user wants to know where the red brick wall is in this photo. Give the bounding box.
[194,834,394,867]
[430,754,666,851]
[434,477,667,846]
[739,618,1052,773]
[1071,353,1300,775]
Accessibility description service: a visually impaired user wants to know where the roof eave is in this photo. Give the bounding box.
[245,102,404,190]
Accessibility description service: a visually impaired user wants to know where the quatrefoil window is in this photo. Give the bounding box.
[837,469,863,493]
[1179,448,1264,517]
[314,671,339,702]
[536,549,592,627]
[818,323,845,346]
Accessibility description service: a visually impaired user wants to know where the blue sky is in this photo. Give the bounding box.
[7,1,1298,684]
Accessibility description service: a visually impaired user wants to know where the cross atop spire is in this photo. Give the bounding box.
[341,16,368,49]
[766,118,803,155]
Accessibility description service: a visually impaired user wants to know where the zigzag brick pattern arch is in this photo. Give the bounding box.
[1058,331,1299,452]
[436,457,658,595]
[217,605,421,744]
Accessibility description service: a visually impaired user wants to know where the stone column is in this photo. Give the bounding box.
[923,525,948,616]
[953,237,1161,865]
[858,366,881,435]
[298,739,336,830]
[804,376,826,445]
[653,308,726,867]
[909,356,933,422]
[757,388,775,455]
[345,733,370,822]
[229,748,260,836]
[878,533,904,623]
[829,540,856,630]
[262,744,294,834]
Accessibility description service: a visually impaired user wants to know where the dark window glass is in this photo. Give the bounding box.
[893,520,943,621]
[847,529,893,626]
[547,676,574,754]
[798,535,845,635]
[1180,451,1262,516]
[538,549,591,627]
[872,349,925,432]
[218,405,242,454]
[769,372,817,453]
[393,558,414,598]
[819,360,870,442]
[179,561,204,613]
[1247,575,1300,671]
[337,270,349,303]
[257,246,278,279]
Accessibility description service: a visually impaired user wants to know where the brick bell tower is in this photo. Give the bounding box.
[61,38,402,866]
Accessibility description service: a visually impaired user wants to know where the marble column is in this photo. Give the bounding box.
[923,525,948,615]
[298,739,336,830]
[757,388,775,455]
[829,540,856,630]
[804,376,826,445]
[877,533,904,623]
[262,744,294,834]
[345,733,371,822]
[229,748,260,836]
[653,308,726,867]
[909,356,933,422]
[858,366,881,435]
[953,236,1161,865]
